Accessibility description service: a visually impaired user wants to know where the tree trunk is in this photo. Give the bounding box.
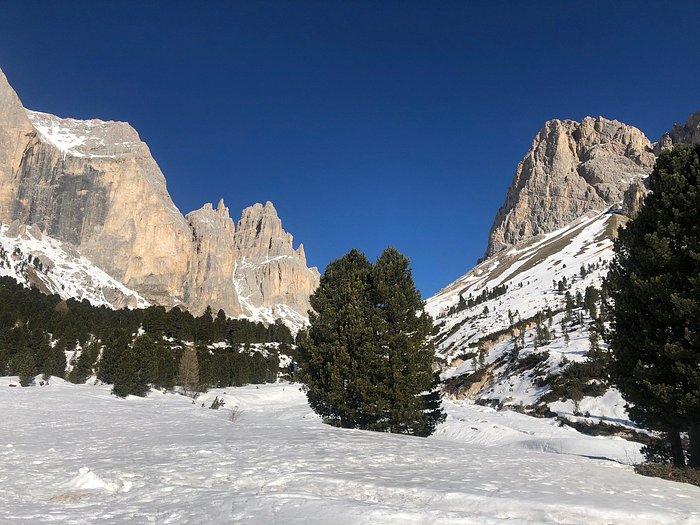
[669,429,686,467]
[687,425,700,468]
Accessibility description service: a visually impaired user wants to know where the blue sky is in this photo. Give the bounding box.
[1,1,699,297]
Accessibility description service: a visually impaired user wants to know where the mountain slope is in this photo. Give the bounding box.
[427,210,619,353]
[429,109,700,421]
[0,222,147,309]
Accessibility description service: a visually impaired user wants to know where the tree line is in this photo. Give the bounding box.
[0,277,289,395]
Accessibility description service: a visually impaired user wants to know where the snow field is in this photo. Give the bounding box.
[1,378,699,524]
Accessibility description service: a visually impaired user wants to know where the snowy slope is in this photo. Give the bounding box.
[0,223,148,309]
[2,378,698,524]
[427,209,620,342]
[427,209,627,413]
[26,110,141,159]
[233,260,309,334]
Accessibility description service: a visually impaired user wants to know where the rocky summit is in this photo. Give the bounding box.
[0,68,318,330]
[429,107,700,421]
[485,116,655,258]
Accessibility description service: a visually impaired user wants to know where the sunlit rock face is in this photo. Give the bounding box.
[0,68,318,328]
[485,116,655,257]
[232,201,320,317]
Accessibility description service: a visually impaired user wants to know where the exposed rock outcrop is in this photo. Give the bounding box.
[185,199,240,316]
[654,110,700,153]
[18,110,196,308]
[621,178,648,219]
[0,68,318,327]
[485,117,655,257]
[232,202,320,317]
[0,222,148,309]
[0,69,34,222]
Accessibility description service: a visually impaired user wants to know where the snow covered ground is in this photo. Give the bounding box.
[1,378,698,524]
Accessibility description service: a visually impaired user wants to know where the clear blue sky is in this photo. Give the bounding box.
[1,1,699,297]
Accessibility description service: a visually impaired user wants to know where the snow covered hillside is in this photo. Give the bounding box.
[2,378,698,524]
[0,222,148,309]
[427,209,629,418]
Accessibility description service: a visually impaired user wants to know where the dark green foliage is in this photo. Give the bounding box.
[534,323,552,346]
[40,345,67,380]
[607,145,700,467]
[635,464,700,487]
[583,286,600,319]
[513,351,550,374]
[0,276,294,393]
[443,285,508,317]
[542,362,608,403]
[17,350,36,386]
[194,344,280,389]
[67,338,102,384]
[97,331,130,385]
[302,248,445,437]
[112,336,154,398]
[302,249,375,429]
[148,338,177,390]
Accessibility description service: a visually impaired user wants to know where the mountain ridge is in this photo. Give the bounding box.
[0,67,318,331]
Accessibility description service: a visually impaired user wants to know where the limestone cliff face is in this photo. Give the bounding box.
[621,178,648,219]
[485,116,655,257]
[16,110,196,307]
[0,68,317,326]
[232,202,320,316]
[0,69,34,223]
[185,200,240,316]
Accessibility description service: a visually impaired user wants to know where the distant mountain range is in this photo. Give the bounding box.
[1,65,698,377]
[0,68,318,332]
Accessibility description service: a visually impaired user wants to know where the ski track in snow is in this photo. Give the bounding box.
[1,378,698,524]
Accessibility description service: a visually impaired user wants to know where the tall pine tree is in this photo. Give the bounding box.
[301,248,444,436]
[302,249,375,429]
[607,144,700,467]
[372,248,445,436]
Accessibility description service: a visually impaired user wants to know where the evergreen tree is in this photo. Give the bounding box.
[112,341,151,398]
[17,350,36,387]
[607,145,700,467]
[302,248,444,436]
[178,346,200,395]
[112,336,154,397]
[372,248,445,436]
[230,351,251,386]
[98,331,130,384]
[68,345,94,384]
[41,345,67,380]
[302,249,375,429]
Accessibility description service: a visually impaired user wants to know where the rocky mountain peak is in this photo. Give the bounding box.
[233,201,295,259]
[485,116,655,257]
[25,110,148,160]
